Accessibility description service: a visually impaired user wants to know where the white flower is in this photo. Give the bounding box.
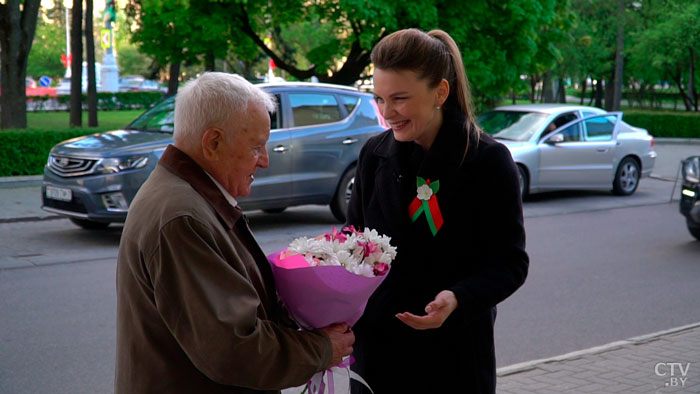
[283,227,396,277]
[417,184,433,200]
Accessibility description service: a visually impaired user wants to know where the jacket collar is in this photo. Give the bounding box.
[158,144,242,229]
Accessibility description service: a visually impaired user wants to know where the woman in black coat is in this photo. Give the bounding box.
[346,29,529,394]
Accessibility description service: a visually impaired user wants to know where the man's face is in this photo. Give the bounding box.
[215,102,270,198]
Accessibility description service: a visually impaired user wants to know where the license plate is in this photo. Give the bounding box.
[45,186,72,202]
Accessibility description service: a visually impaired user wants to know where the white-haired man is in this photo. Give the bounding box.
[116,72,354,394]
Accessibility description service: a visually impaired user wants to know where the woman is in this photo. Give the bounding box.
[346,29,529,393]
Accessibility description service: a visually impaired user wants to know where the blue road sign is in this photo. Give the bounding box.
[39,76,51,87]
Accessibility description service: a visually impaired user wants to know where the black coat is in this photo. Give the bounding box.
[346,110,529,394]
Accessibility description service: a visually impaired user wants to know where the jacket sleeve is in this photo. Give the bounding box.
[147,215,333,390]
[448,141,529,314]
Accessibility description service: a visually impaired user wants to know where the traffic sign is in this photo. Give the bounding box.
[39,76,51,87]
[101,29,111,49]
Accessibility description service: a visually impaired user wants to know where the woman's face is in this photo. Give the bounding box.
[373,68,448,149]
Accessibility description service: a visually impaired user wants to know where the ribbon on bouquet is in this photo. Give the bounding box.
[304,356,374,394]
[408,177,443,236]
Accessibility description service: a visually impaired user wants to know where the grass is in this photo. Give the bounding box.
[23,110,143,132]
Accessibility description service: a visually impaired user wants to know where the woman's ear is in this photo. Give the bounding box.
[201,127,224,161]
[436,78,450,107]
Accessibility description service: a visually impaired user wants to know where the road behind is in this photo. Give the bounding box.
[1,201,699,394]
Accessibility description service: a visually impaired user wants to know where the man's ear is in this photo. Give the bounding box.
[201,128,224,161]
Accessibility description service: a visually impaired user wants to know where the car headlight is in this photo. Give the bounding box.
[94,155,149,174]
[682,156,700,184]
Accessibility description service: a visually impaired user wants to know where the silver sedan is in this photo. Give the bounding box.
[478,104,657,197]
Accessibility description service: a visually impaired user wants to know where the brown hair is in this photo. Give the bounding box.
[370,28,481,159]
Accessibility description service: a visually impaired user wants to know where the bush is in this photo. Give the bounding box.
[623,111,700,139]
[28,91,164,111]
[0,129,95,176]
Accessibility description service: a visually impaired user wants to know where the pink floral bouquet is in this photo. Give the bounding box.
[268,226,396,330]
[268,226,396,393]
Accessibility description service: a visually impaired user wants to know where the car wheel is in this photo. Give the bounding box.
[687,220,700,241]
[330,165,356,223]
[517,164,529,199]
[612,157,640,196]
[69,218,111,230]
[263,207,286,214]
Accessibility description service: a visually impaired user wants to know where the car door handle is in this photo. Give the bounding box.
[272,145,288,153]
[596,148,608,153]
[342,138,359,145]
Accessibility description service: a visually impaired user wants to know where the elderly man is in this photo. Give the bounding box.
[116,72,354,393]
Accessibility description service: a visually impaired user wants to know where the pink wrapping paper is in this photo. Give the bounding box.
[267,251,389,329]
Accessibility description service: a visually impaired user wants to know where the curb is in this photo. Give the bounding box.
[497,321,700,377]
[0,215,63,224]
[0,175,43,187]
[654,138,700,145]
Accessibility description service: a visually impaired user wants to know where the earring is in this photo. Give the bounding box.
[435,105,441,110]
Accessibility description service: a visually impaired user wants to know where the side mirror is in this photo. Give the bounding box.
[547,133,564,144]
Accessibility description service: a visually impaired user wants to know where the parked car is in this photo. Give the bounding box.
[477,104,656,197]
[42,82,386,229]
[680,155,700,241]
[119,75,165,92]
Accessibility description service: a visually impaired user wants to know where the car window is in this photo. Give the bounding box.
[270,94,281,130]
[478,110,549,141]
[555,122,583,142]
[584,115,616,141]
[126,97,175,132]
[341,95,359,114]
[289,93,341,127]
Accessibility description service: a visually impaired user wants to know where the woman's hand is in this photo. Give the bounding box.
[396,290,458,330]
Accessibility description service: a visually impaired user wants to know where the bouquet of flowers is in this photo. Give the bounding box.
[268,226,396,394]
[268,226,397,330]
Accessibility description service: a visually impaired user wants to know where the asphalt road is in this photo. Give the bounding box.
[1,189,699,393]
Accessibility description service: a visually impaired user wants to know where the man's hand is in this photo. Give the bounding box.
[396,290,458,330]
[319,323,354,367]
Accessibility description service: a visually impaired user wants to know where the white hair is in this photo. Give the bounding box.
[173,72,276,147]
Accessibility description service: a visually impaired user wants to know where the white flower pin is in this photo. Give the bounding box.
[417,184,433,200]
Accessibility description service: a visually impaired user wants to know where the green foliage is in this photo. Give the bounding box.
[27,91,164,111]
[0,129,95,176]
[0,110,141,176]
[624,111,700,139]
[438,0,567,109]
[27,16,66,80]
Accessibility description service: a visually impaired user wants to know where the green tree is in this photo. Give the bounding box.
[27,13,66,80]
[628,0,700,111]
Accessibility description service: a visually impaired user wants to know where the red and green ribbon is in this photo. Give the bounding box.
[408,177,444,236]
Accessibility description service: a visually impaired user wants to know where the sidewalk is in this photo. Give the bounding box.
[497,322,700,393]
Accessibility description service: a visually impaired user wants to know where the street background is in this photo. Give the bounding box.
[1,140,699,393]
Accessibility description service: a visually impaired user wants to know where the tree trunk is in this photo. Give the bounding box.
[580,77,588,105]
[0,0,41,129]
[604,71,615,111]
[611,0,625,111]
[556,78,567,103]
[594,79,604,108]
[166,62,180,98]
[690,47,697,111]
[529,74,538,103]
[205,51,215,71]
[671,65,693,111]
[85,0,97,126]
[69,0,83,127]
[541,71,554,103]
[511,88,516,105]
